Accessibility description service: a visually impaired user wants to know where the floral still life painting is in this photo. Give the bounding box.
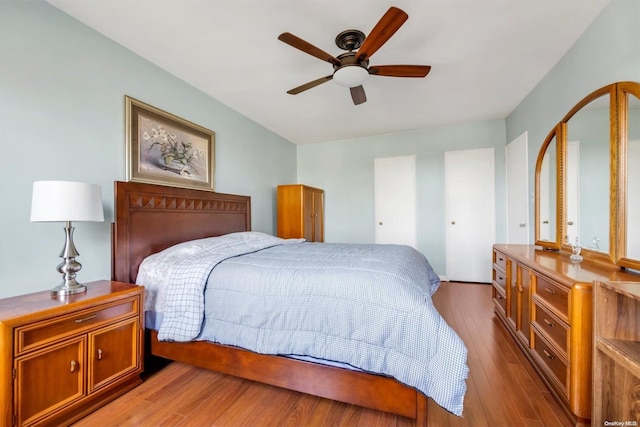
[139,117,206,180]
[125,96,215,191]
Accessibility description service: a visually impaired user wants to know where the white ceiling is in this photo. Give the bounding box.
[46,0,610,145]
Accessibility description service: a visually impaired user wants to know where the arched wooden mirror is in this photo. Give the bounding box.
[560,84,615,263]
[616,82,640,270]
[535,124,563,250]
[535,81,640,268]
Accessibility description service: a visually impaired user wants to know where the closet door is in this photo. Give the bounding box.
[507,132,529,244]
[374,155,417,248]
[445,147,495,283]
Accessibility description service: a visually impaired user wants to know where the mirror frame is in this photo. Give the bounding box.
[615,81,640,270]
[558,84,617,264]
[535,81,640,268]
[534,123,564,250]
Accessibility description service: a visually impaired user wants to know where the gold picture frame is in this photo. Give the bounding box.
[125,96,215,191]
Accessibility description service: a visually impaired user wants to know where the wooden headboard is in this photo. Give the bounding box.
[112,181,251,284]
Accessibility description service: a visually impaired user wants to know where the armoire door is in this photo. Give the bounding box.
[303,186,315,241]
[312,189,324,242]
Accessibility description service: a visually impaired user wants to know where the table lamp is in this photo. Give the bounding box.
[30,181,104,296]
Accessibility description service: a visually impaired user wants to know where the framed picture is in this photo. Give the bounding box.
[125,96,215,191]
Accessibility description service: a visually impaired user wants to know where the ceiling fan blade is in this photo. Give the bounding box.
[287,75,333,95]
[278,32,341,66]
[350,85,367,105]
[357,7,408,62]
[369,65,431,78]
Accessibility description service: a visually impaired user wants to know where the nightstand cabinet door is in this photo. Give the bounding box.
[15,337,85,427]
[89,318,139,392]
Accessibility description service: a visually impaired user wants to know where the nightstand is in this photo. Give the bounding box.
[0,281,144,427]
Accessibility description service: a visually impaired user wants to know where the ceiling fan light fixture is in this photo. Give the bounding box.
[333,65,369,88]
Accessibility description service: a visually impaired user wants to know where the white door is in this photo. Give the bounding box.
[445,148,495,283]
[374,155,417,248]
[506,132,529,244]
[566,141,580,246]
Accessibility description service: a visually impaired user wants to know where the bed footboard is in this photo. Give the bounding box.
[148,330,428,425]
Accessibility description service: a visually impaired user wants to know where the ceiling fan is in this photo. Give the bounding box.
[278,6,431,106]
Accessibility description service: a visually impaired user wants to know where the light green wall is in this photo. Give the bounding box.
[297,120,507,275]
[297,0,640,277]
[506,0,640,243]
[0,1,296,297]
[2,0,638,298]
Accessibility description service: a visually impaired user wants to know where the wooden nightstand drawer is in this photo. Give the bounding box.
[15,296,139,355]
[534,274,568,319]
[532,299,568,355]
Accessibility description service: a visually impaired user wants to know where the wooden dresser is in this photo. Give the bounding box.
[277,184,324,242]
[492,244,640,424]
[0,281,143,427]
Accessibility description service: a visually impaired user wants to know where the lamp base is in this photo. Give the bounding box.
[51,279,87,296]
[52,221,87,297]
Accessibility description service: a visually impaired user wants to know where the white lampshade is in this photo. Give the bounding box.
[31,181,104,223]
[333,66,369,87]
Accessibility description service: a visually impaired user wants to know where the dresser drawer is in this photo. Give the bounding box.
[533,330,567,395]
[15,296,139,355]
[534,274,568,318]
[532,299,568,356]
[493,284,507,315]
[493,250,507,271]
[493,268,507,292]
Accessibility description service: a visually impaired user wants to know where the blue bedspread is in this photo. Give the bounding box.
[137,232,468,415]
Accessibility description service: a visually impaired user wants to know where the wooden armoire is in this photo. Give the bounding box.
[277,184,324,242]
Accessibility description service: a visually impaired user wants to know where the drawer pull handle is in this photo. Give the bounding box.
[75,314,97,324]
[97,349,103,360]
[70,360,77,373]
[544,288,556,295]
[543,318,555,328]
[496,295,504,300]
[498,276,504,281]
[542,349,554,360]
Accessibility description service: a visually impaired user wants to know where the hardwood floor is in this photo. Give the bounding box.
[73,282,573,427]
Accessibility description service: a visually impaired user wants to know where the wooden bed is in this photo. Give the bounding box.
[112,180,428,426]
